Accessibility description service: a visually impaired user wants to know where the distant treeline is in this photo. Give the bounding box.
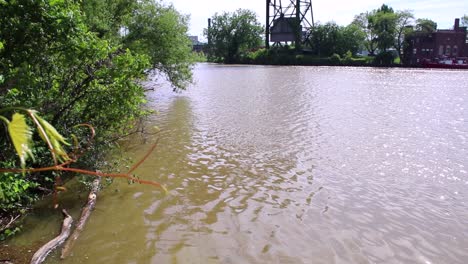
[205,6,468,66]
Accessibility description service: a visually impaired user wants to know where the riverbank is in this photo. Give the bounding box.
[0,178,97,263]
[1,0,195,246]
[220,48,406,67]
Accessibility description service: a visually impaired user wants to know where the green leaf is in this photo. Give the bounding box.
[49,0,64,6]
[8,113,34,169]
[35,115,69,146]
[35,114,70,162]
[0,186,5,201]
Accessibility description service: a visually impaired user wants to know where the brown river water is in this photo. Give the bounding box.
[7,64,468,263]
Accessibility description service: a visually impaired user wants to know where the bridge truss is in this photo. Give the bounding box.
[265,0,314,49]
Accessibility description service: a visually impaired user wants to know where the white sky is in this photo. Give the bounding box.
[168,0,467,41]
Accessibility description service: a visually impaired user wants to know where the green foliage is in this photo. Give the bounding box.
[80,0,136,40]
[342,51,353,64]
[394,10,414,61]
[0,155,39,213]
[0,0,192,144]
[309,22,340,57]
[242,48,372,66]
[308,22,365,57]
[35,114,71,161]
[123,0,194,88]
[352,11,378,56]
[5,113,34,170]
[353,6,414,58]
[415,18,437,33]
[341,24,366,55]
[0,226,21,241]
[330,53,342,64]
[0,0,194,214]
[1,1,147,134]
[370,4,398,52]
[245,48,270,64]
[462,15,468,26]
[79,0,194,89]
[192,52,207,63]
[0,108,73,209]
[374,50,396,66]
[205,9,263,63]
[0,172,37,210]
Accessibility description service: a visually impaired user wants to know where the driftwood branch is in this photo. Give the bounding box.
[30,209,73,264]
[60,178,101,259]
[0,214,21,233]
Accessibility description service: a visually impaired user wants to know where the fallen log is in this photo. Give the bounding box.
[30,209,73,264]
[60,178,101,259]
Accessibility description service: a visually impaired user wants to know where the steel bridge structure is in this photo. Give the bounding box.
[265,0,314,49]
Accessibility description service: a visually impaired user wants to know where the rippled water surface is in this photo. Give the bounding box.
[13,64,468,263]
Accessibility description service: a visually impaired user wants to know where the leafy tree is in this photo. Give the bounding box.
[415,18,437,33]
[462,15,468,42]
[205,9,263,63]
[394,10,414,60]
[0,0,194,213]
[79,0,194,89]
[352,11,378,55]
[309,22,364,57]
[80,0,137,40]
[309,22,341,57]
[1,0,150,138]
[462,14,468,26]
[340,24,366,55]
[0,0,144,209]
[123,0,194,88]
[371,4,398,52]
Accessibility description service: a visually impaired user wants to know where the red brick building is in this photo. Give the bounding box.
[407,18,468,65]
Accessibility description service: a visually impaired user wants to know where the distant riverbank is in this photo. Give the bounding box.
[219,48,408,68]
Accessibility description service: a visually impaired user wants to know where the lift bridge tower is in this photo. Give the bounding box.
[265,0,314,50]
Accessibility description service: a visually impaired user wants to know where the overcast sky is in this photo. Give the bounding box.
[168,0,467,40]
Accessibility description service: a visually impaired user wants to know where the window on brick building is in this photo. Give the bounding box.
[413,48,417,54]
[453,45,458,56]
[439,45,444,55]
[446,45,451,55]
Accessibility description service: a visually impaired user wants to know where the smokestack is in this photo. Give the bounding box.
[455,18,460,30]
[208,18,212,45]
[266,0,270,48]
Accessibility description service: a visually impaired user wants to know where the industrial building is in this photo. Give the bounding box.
[407,18,468,65]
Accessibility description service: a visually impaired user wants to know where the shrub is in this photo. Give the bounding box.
[374,51,396,66]
[330,53,342,65]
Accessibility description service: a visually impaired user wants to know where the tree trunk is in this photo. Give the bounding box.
[30,209,73,264]
[60,178,101,259]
